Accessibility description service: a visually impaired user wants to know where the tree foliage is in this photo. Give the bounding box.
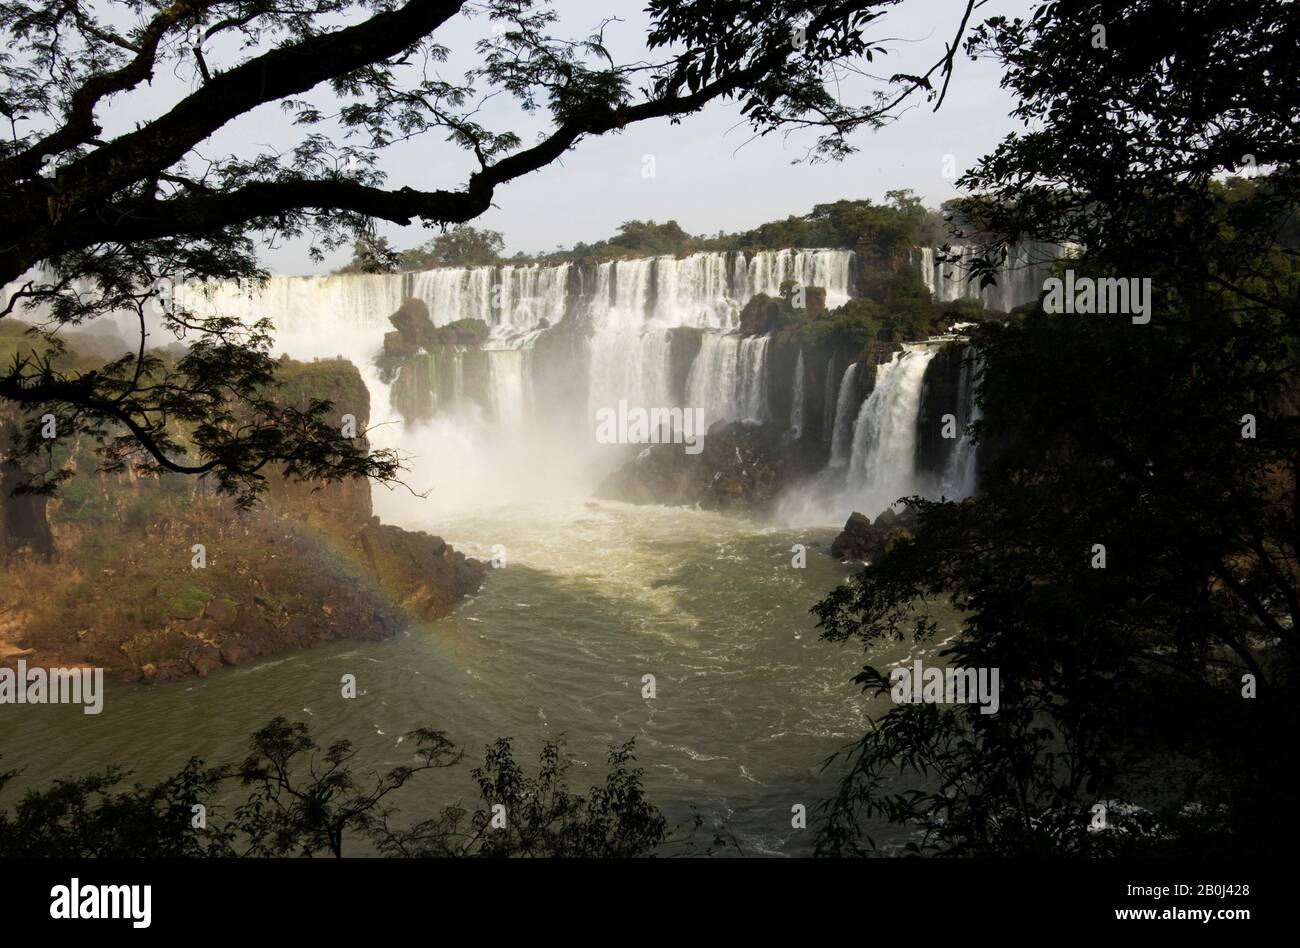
[400,225,506,270]
[814,0,1300,857]
[0,716,672,857]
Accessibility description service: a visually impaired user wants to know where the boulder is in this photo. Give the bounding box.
[830,507,916,562]
[354,522,488,621]
[738,295,786,336]
[389,298,436,347]
[383,329,416,359]
[187,643,223,677]
[594,420,792,514]
[831,511,876,561]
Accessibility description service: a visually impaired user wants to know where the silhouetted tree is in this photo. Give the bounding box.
[0,717,672,857]
[814,0,1299,857]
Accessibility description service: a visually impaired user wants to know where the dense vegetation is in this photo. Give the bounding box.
[542,191,947,264]
[814,0,1299,857]
[0,719,680,857]
[337,227,508,274]
[339,191,949,273]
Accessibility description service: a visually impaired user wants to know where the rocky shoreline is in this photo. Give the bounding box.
[0,358,488,684]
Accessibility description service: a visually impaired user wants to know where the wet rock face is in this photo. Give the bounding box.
[830,511,876,561]
[389,297,437,348]
[593,442,698,508]
[594,420,796,514]
[354,518,489,621]
[739,296,787,336]
[697,421,790,514]
[829,507,916,562]
[380,296,494,426]
[384,329,417,360]
[385,297,490,355]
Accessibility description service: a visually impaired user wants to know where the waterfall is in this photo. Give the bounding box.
[941,348,983,497]
[589,259,656,331]
[648,253,735,328]
[685,333,770,427]
[409,263,569,342]
[585,249,854,330]
[915,241,1074,313]
[586,329,675,430]
[916,247,936,297]
[789,349,806,436]
[172,273,405,359]
[487,349,529,431]
[734,248,853,309]
[738,336,770,422]
[828,363,861,466]
[774,344,974,527]
[822,354,838,442]
[846,346,939,513]
[451,348,465,405]
[7,247,853,346]
[8,247,919,520]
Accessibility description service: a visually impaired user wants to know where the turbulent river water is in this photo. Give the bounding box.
[0,499,960,855]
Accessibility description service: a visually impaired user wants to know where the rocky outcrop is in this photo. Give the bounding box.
[737,287,827,336]
[378,297,497,426]
[384,298,490,355]
[0,357,489,683]
[698,422,790,513]
[354,518,489,621]
[830,511,875,561]
[830,507,916,562]
[595,419,808,514]
[738,294,789,336]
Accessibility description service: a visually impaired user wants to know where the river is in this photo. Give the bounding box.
[0,499,960,855]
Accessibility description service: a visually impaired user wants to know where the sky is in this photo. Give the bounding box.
[100,0,1029,274]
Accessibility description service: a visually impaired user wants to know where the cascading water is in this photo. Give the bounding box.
[407,262,571,338]
[940,348,983,498]
[733,248,854,310]
[487,349,530,431]
[685,333,771,427]
[175,273,405,357]
[914,241,1075,312]
[828,363,861,467]
[586,329,676,430]
[845,346,939,514]
[821,354,838,443]
[3,248,995,862]
[2,246,986,523]
[789,349,806,436]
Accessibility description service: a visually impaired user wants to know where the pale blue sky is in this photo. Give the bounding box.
[99,0,1028,273]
